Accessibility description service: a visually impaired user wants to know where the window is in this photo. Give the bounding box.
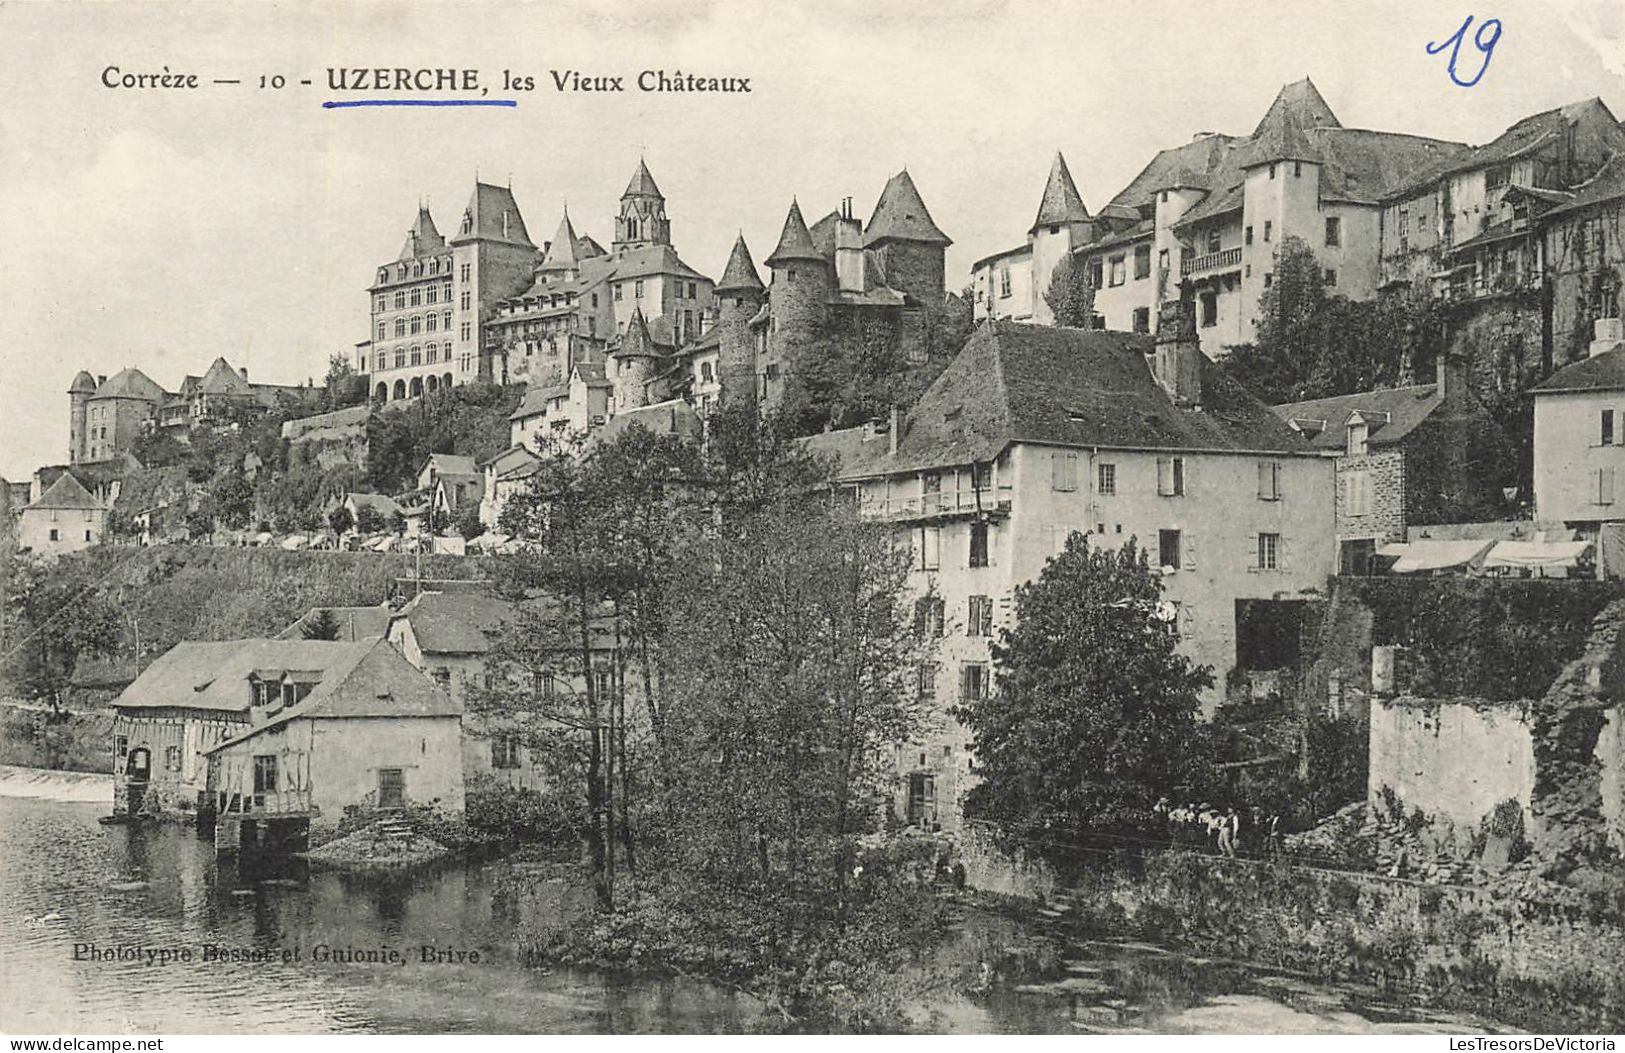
[1087,259,1103,289]
[1200,292,1218,328]
[634,279,644,298]
[394,319,406,338]
[253,754,278,794]
[1157,456,1186,496]
[916,662,937,700]
[48,528,59,541]
[1108,255,1126,286]
[913,596,945,637]
[998,267,1011,298]
[460,263,471,282]
[1134,243,1151,280]
[1603,410,1616,446]
[614,284,624,301]
[377,768,405,809]
[1268,163,1277,180]
[1347,419,1369,457]
[410,315,422,334]
[1324,268,1338,286]
[1325,217,1341,247]
[960,663,988,700]
[1345,469,1371,516]
[1051,450,1078,491]
[1263,272,1273,288]
[1158,529,1181,570]
[394,291,405,310]
[1597,467,1616,506]
[1293,160,1303,178]
[1258,460,1281,500]
[1486,164,1509,189]
[460,291,472,311]
[1097,463,1116,495]
[1257,532,1281,570]
[376,322,386,341]
[1263,221,1272,243]
[1245,225,1254,245]
[492,732,522,769]
[967,595,994,637]
[84,530,92,542]
[165,745,181,772]
[426,313,438,332]
[410,287,422,307]
[908,524,941,571]
[442,310,452,330]
[1132,306,1150,333]
[969,522,989,568]
[1206,228,1221,254]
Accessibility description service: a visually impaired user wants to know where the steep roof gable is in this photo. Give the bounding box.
[716,234,765,293]
[399,205,446,260]
[765,199,823,266]
[92,367,167,402]
[25,471,101,511]
[540,210,582,272]
[1534,344,1625,394]
[453,182,535,246]
[1031,151,1091,231]
[864,170,952,247]
[623,158,663,199]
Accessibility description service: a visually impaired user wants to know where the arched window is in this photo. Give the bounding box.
[394,347,406,368]
[358,354,367,372]
[394,291,405,309]
[410,287,422,307]
[443,372,453,390]
[426,313,438,333]
[375,382,388,401]
[426,375,439,393]
[394,319,406,338]
[410,376,423,397]
[442,310,452,330]
[426,286,437,305]
[376,322,386,341]
[429,259,439,275]
[410,345,422,366]
[410,315,422,335]
[393,380,406,400]
[414,262,424,277]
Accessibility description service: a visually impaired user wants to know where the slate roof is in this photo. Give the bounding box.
[69,371,97,394]
[390,592,514,655]
[716,234,766,293]
[1532,345,1625,394]
[540,210,582,272]
[114,639,374,713]
[1107,134,1237,211]
[423,452,478,477]
[1272,385,1445,450]
[591,398,702,448]
[345,491,405,519]
[1238,77,1342,167]
[1444,98,1615,176]
[864,170,951,246]
[623,158,663,199]
[453,182,534,247]
[803,321,1312,479]
[275,604,394,642]
[204,640,461,753]
[24,471,102,511]
[399,206,446,260]
[766,199,823,266]
[198,357,251,395]
[509,384,565,421]
[1540,152,1625,220]
[477,444,542,474]
[604,243,707,282]
[92,367,168,402]
[1031,152,1091,232]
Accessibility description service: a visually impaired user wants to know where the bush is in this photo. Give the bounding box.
[466,784,581,845]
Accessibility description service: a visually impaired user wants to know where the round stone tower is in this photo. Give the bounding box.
[68,370,96,464]
[763,199,831,408]
[610,307,660,414]
[714,234,766,406]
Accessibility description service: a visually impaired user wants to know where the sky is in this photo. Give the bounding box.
[2,0,1624,480]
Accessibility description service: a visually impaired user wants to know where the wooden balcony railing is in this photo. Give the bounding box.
[1182,247,1242,276]
[858,487,1013,521]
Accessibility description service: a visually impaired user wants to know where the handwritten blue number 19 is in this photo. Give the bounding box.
[1427,15,1503,87]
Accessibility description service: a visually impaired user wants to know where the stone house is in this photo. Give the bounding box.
[15,472,105,555]
[476,444,541,532]
[1531,323,1625,565]
[802,307,1335,831]
[201,639,463,851]
[508,359,612,447]
[1273,355,1510,574]
[109,638,388,822]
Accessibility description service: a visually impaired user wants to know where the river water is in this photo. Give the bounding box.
[0,787,1512,1034]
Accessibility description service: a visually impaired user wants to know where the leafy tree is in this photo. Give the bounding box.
[1044,252,1097,328]
[300,608,341,640]
[328,505,354,536]
[322,354,368,411]
[184,507,215,542]
[957,533,1212,845]
[456,505,486,540]
[353,503,385,535]
[130,430,189,469]
[213,472,255,530]
[3,553,123,706]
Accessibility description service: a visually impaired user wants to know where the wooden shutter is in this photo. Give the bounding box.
[1604,468,1618,505]
[1183,534,1197,570]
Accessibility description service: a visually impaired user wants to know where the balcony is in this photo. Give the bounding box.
[1182,247,1242,277]
[859,487,1012,522]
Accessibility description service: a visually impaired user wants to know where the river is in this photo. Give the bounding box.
[0,783,1512,1034]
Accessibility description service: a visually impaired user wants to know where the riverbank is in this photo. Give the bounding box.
[0,702,111,773]
[968,837,1625,1033]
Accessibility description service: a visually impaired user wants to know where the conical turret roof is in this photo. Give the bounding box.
[623,159,663,200]
[540,210,581,272]
[864,170,952,247]
[764,200,824,267]
[716,235,765,293]
[69,371,97,394]
[1240,77,1340,167]
[1030,152,1091,232]
[615,306,659,358]
[399,205,446,260]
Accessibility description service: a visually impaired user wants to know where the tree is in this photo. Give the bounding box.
[1044,253,1097,328]
[213,472,256,530]
[301,608,341,640]
[328,505,354,536]
[322,354,368,411]
[184,507,215,542]
[353,503,384,535]
[3,553,123,706]
[957,533,1212,846]
[456,505,486,540]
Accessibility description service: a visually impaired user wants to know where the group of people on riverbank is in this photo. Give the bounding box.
[1155,799,1283,859]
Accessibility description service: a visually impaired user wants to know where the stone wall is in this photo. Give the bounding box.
[1368,697,1538,829]
[1334,448,1405,544]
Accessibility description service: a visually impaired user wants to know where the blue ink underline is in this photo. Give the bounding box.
[322,99,518,109]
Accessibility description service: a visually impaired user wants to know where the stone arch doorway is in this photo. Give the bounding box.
[392,380,406,400]
[409,376,423,398]
[374,382,388,402]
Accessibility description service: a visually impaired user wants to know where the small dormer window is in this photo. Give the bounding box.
[1347,419,1369,457]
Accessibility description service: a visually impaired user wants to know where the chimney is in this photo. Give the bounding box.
[1590,316,1624,358]
[835,197,865,294]
[240,366,250,382]
[1152,297,1203,407]
[97,375,107,386]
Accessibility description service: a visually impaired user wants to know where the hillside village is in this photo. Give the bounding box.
[5,76,1625,1023]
